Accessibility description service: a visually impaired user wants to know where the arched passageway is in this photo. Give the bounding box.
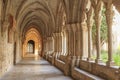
[1,0,120,80]
[22,27,42,59]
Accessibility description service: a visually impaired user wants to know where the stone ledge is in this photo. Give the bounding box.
[59,55,66,62]
[72,67,104,80]
[48,55,52,63]
[55,59,65,72]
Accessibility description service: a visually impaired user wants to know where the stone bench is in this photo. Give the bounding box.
[72,67,104,80]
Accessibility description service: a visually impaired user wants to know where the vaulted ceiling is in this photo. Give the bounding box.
[10,0,89,38]
[14,0,58,38]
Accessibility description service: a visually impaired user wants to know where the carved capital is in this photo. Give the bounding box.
[71,23,78,32]
[81,22,88,31]
[87,7,94,29]
[81,11,87,23]
[65,24,72,33]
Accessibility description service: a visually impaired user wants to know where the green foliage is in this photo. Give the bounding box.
[100,8,108,46]
[100,50,120,66]
[101,50,108,62]
[113,50,120,66]
[92,7,108,46]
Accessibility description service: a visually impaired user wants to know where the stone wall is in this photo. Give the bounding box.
[71,60,119,80]
[0,31,14,77]
[0,36,2,77]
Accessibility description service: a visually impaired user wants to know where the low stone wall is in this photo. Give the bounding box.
[91,64,119,80]
[48,55,52,63]
[55,59,65,72]
[78,60,119,80]
[45,55,120,80]
[79,60,92,72]
[59,55,66,62]
[71,67,104,80]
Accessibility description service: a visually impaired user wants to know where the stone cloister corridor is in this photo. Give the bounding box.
[1,0,120,80]
[0,58,73,80]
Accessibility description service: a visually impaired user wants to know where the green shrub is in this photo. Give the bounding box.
[101,50,108,62]
[101,50,120,66]
[91,50,120,66]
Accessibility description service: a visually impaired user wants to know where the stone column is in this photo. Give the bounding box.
[61,31,65,55]
[71,24,77,56]
[80,6,89,59]
[81,23,88,60]
[87,26,92,61]
[52,35,55,53]
[43,39,47,58]
[48,37,50,53]
[69,29,74,56]
[45,38,49,59]
[65,25,73,56]
[53,33,57,53]
[56,33,60,58]
[75,23,82,67]
[58,33,62,56]
[87,7,93,61]
[52,33,57,64]
[65,30,69,56]
[81,10,89,60]
[64,24,73,76]
[71,24,79,69]
[94,1,103,63]
[48,37,53,54]
[60,33,62,55]
[51,37,54,52]
[105,1,114,66]
[95,14,101,63]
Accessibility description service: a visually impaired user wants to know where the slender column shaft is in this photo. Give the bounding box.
[94,2,103,63]
[87,7,93,61]
[87,27,92,61]
[105,2,114,66]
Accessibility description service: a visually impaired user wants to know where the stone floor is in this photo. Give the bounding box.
[0,58,73,80]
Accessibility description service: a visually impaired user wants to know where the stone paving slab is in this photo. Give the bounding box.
[0,58,73,80]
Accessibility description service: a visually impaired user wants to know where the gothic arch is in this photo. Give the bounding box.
[15,0,55,37]
[22,27,42,58]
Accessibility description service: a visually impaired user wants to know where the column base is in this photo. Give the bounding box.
[80,57,87,60]
[45,54,48,60]
[71,56,76,68]
[87,58,92,62]
[64,55,72,76]
[76,56,80,67]
[106,61,114,67]
[95,59,102,64]
[52,53,56,65]
[52,56,55,65]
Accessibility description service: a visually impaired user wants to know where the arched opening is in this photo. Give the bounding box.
[22,27,42,59]
[27,40,35,54]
